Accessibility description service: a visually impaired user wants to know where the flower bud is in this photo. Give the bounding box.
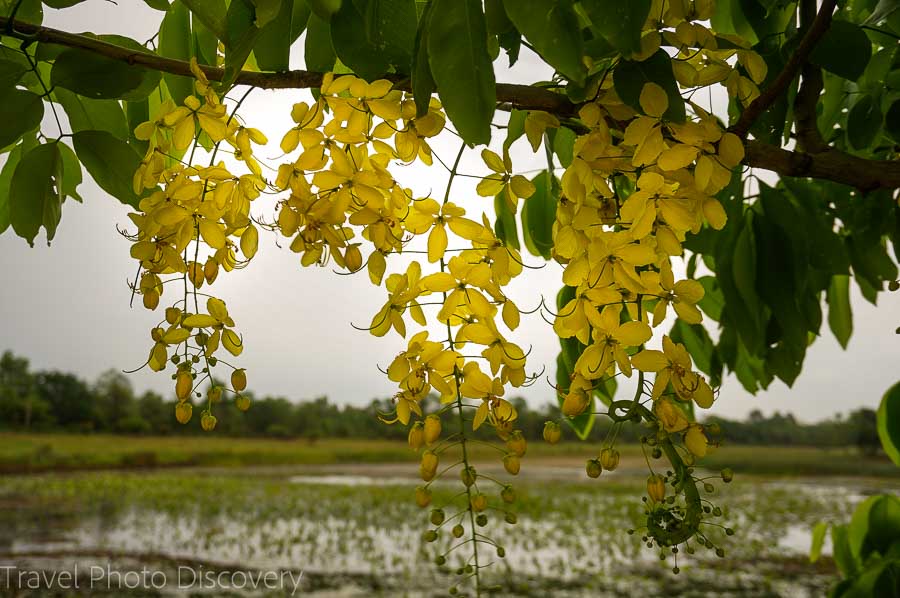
[562,389,590,417]
[500,485,516,504]
[543,421,561,444]
[506,430,527,457]
[470,493,488,512]
[408,421,425,450]
[165,307,182,326]
[175,401,192,424]
[600,448,620,471]
[430,509,445,526]
[142,290,160,310]
[420,450,438,481]
[586,458,602,478]
[231,368,247,392]
[451,524,464,538]
[423,414,441,445]
[207,385,222,403]
[200,412,217,432]
[647,474,666,503]
[175,370,193,400]
[461,465,477,487]
[503,453,520,476]
[235,394,251,412]
[415,486,432,508]
[721,468,734,483]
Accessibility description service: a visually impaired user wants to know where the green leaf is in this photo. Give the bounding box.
[847,94,883,150]
[503,109,526,159]
[864,0,900,25]
[3,0,42,24]
[222,0,265,87]
[254,0,300,71]
[613,50,686,122]
[9,142,62,246]
[182,0,227,39]
[520,170,556,259]
[330,0,416,79]
[869,495,900,556]
[49,48,146,99]
[493,193,519,250]
[581,0,650,56]
[125,98,151,156]
[832,524,858,578]
[159,0,195,104]
[251,0,282,28]
[810,20,872,82]
[709,0,759,45]
[849,495,880,562]
[330,1,388,79]
[304,12,336,72]
[551,126,576,168]
[428,0,495,145]
[54,88,129,140]
[826,274,853,349]
[484,0,512,34]
[810,521,828,563]
[364,0,417,68]
[555,352,595,439]
[307,0,341,19]
[193,15,220,65]
[41,0,88,8]
[143,0,171,10]
[731,215,764,347]
[502,0,585,84]
[411,0,435,117]
[56,141,83,203]
[72,130,145,208]
[878,381,900,467]
[0,89,43,149]
[0,58,29,90]
[886,99,900,143]
[0,142,25,235]
[93,35,163,101]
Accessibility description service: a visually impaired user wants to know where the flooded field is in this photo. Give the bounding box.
[0,463,893,597]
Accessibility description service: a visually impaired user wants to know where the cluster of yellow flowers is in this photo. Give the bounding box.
[273,75,535,581]
[122,3,767,581]
[127,59,263,428]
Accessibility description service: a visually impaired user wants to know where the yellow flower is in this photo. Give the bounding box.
[575,305,652,379]
[630,335,715,408]
[652,261,705,326]
[475,149,536,212]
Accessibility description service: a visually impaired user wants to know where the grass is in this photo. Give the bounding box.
[0,432,897,477]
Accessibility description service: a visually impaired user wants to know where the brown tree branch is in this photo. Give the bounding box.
[0,16,575,115]
[793,0,827,153]
[745,141,900,192]
[2,15,898,192]
[729,0,837,140]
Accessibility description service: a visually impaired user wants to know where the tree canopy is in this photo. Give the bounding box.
[1,0,900,595]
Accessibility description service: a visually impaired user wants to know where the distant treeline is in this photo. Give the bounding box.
[0,351,880,450]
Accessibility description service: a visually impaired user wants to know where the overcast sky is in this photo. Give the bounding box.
[0,1,898,423]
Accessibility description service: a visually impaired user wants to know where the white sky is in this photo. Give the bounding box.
[0,1,898,423]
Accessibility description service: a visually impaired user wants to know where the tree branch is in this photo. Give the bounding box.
[729,0,837,140]
[745,141,900,192]
[0,16,576,115]
[2,15,898,192]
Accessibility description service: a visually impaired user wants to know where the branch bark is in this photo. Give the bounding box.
[2,15,898,192]
[0,16,575,115]
[729,0,837,140]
